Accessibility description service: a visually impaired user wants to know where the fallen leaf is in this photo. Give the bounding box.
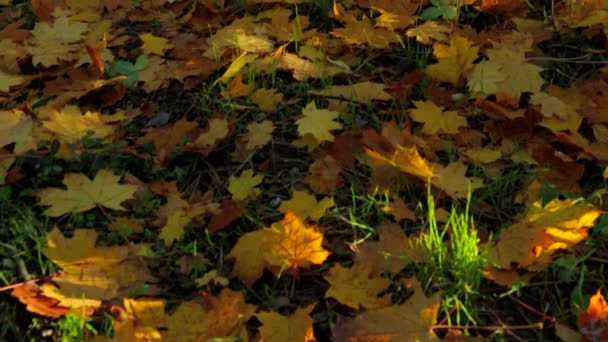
[263,212,331,272]
[257,305,316,342]
[227,230,266,286]
[164,290,255,341]
[279,190,335,221]
[355,221,425,276]
[297,101,342,144]
[36,169,137,217]
[332,280,440,341]
[410,100,467,135]
[304,154,343,194]
[228,169,263,201]
[324,262,391,310]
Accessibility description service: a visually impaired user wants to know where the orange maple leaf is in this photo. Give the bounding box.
[263,212,331,272]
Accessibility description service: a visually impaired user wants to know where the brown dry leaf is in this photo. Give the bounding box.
[109,217,144,235]
[304,154,343,194]
[483,198,601,272]
[332,280,440,341]
[324,262,391,310]
[263,212,331,272]
[208,200,245,233]
[355,221,425,276]
[164,289,255,341]
[136,118,197,165]
[384,195,417,222]
[257,305,316,342]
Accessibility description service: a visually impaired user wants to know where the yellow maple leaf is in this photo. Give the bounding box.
[483,33,545,105]
[257,305,315,342]
[333,280,440,341]
[277,52,346,81]
[467,60,506,96]
[139,33,173,55]
[463,148,502,164]
[41,228,156,310]
[165,290,255,341]
[228,169,263,201]
[483,198,601,272]
[432,161,483,199]
[297,101,342,143]
[26,16,89,67]
[36,169,137,217]
[249,88,284,112]
[426,34,479,85]
[227,230,266,286]
[194,118,229,147]
[331,14,397,48]
[263,212,331,271]
[112,298,166,342]
[406,20,450,44]
[0,109,36,154]
[370,0,418,30]
[364,145,435,182]
[39,105,114,159]
[410,100,467,135]
[217,52,258,84]
[324,262,391,310]
[279,189,335,221]
[0,70,24,92]
[159,203,209,245]
[244,120,274,151]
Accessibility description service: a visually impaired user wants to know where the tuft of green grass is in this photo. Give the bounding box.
[419,183,486,325]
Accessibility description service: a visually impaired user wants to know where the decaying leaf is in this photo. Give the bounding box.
[333,280,440,341]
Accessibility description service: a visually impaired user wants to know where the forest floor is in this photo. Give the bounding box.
[1,0,608,341]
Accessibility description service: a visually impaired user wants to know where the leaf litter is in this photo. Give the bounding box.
[0,0,607,341]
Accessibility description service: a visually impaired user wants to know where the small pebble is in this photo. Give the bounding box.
[270,197,281,207]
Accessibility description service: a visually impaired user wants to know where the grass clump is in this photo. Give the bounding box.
[420,184,486,325]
